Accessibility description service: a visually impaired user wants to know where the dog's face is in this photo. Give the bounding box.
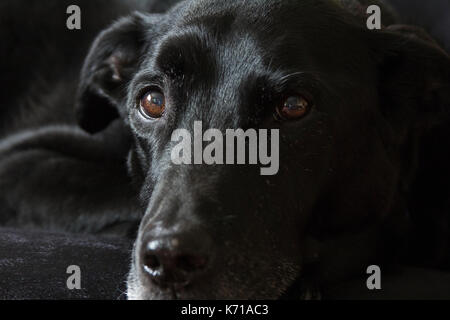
[76,0,450,299]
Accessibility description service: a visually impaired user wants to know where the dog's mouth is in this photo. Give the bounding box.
[169,287,180,300]
[164,283,207,300]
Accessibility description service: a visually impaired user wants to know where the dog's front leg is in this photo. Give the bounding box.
[0,123,141,236]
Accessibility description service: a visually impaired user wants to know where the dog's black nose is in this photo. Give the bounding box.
[140,233,211,288]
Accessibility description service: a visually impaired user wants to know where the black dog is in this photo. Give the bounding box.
[0,0,449,300]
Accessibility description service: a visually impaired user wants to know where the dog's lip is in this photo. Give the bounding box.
[145,282,195,300]
[143,269,214,299]
[170,286,179,300]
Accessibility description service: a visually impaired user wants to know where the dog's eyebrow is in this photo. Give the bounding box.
[277,72,315,86]
[152,29,218,80]
[268,71,326,93]
[131,71,164,86]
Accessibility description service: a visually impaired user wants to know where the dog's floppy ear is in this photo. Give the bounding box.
[373,26,450,132]
[76,13,155,133]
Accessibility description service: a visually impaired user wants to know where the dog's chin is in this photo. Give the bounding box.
[127,280,295,300]
[126,260,301,300]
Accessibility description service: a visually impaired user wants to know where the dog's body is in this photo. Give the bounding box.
[0,0,449,299]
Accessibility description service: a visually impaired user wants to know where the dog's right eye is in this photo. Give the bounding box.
[275,94,312,121]
[138,89,166,119]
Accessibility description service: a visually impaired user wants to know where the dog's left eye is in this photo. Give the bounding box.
[275,95,311,121]
[139,89,166,119]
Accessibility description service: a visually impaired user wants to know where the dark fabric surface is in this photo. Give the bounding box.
[0,228,132,300]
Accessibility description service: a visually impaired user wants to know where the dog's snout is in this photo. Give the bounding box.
[140,232,212,289]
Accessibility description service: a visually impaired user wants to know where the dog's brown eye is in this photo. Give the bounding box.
[276,95,311,120]
[139,90,165,119]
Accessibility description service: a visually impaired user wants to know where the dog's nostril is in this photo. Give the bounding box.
[140,233,213,288]
[175,254,208,273]
[140,247,211,288]
[143,254,161,271]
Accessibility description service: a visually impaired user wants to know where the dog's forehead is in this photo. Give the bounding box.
[154,1,320,65]
[175,0,344,31]
[177,0,345,21]
[160,0,363,64]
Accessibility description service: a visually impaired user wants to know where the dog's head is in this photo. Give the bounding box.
[76,0,450,299]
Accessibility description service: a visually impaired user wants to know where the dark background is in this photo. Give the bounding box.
[389,0,450,52]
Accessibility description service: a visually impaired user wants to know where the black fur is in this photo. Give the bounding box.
[0,0,449,299]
